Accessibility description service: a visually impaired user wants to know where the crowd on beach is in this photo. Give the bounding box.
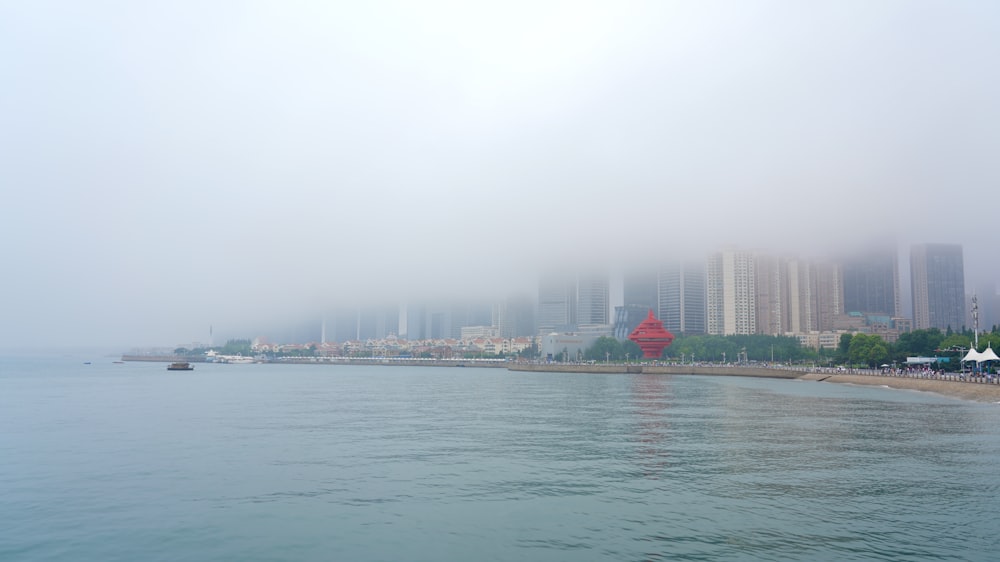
[795,364,998,384]
[524,358,1000,385]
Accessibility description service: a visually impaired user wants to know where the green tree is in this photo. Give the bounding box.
[664,333,816,364]
[518,338,540,359]
[976,331,1000,351]
[584,336,624,362]
[623,339,642,361]
[891,328,944,362]
[220,339,252,356]
[847,333,889,368]
[838,333,852,359]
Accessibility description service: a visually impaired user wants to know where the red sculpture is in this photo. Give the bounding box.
[628,310,675,358]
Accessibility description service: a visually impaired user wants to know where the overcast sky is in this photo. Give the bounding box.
[2,1,999,349]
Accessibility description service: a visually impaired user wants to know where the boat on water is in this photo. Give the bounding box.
[217,355,255,364]
[167,362,195,371]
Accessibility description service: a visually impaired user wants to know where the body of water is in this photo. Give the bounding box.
[3,356,1000,561]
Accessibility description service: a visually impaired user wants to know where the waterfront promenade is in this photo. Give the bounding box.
[508,362,1000,403]
[123,353,1000,402]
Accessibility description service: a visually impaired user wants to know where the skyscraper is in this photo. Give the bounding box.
[751,253,837,336]
[620,262,706,336]
[618,267,659,339]
[706,249,756,335]
[841,246,900,317]
[754,253,786,335]
[577,270,610,326]
[658,261,706,334]
[357,303,400,340]
[782,257,821,334]
[813,261,843,332]
[911,243,965,331]
[623,267,658,314]
[495,293,536,338]
[537,272,577,333]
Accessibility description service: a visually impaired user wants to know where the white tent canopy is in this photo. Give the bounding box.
[980,346,1000,363]
[963,347,983,363]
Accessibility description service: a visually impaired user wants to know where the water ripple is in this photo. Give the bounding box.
[3,363,1000,561]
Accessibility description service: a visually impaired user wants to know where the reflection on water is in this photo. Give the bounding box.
[1,360,1000,561]
[630,374,673,477]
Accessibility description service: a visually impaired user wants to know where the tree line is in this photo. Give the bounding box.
[580,328,1000,371]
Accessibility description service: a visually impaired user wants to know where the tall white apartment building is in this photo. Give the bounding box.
[707,249,757,335]
[754,253,785,335]
[753,252,842,336]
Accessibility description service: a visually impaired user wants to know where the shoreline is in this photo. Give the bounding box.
[509,363,1000,403]
[801,373,1000,403]
[123,355,1000,403]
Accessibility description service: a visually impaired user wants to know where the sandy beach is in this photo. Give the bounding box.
[509,364,1000,404]
[804,373,1000,403]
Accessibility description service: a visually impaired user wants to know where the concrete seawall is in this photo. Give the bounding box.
[274,359,507,368]
[506,363,802,379]
[506,363,1000,402]
[122,354,206,363]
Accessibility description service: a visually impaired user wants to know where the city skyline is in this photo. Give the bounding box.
[163,241,987,349]
[3,3,999,349]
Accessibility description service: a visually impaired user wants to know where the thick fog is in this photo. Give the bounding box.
[2,1,998,349]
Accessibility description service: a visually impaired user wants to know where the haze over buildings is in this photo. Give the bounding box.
[279,242,977,359]
[2,2,999,349]
[910,243,966,332]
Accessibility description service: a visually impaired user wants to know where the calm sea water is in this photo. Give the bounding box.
[3,356,1000,561]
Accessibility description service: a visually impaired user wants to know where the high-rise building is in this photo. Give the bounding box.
[752,254,838,336]
[620,262,705,336]
[841,246,900,317]
[537,273,577,333]
[496,293,536,338]
[620,267,659,339]
[443,301,494,339]
[786,258,813,334]
[331,306,360,342]
[707,249,756,335]
[613,304,651,340]
[407,300,486,340]
[910,243,965,331]
[357,303,400,340]
[813,261,843,332]
[623,268,658,314]
[658,261,706,334]
[577,271,610,326]
[403,302,432,341]
[754,253,786,335]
